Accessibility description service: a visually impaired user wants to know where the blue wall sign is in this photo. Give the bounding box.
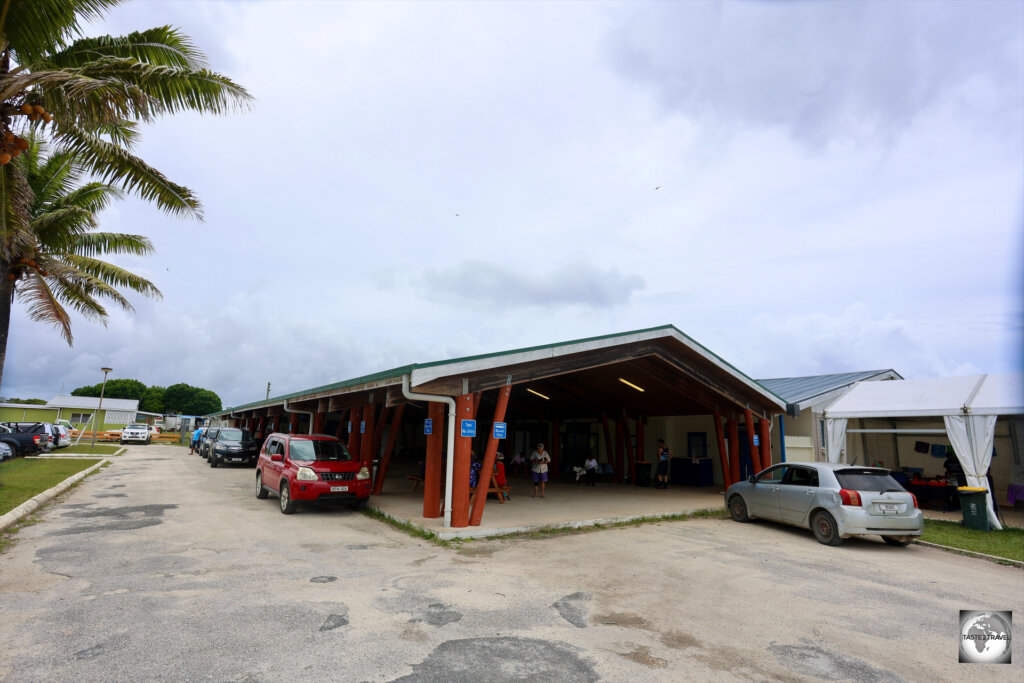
[753,434,760,446]
[461,420,477,438]
[347,421,352,433]
[424,419,433,435]
[360,420,366,434]
[493,422,507,439]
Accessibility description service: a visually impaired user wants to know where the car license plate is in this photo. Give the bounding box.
[331,486,349,492]
[879,503,899,513]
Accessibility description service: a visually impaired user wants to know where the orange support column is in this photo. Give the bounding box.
[758,418,772,470]
[359,403,375,465]
[728,418,741,485]
[335,409,348,440]
[744,409,761,473]
[423,402,444,518]
[348,405,362,455]
[372,406,390,458]
[713,411,731,490]
[470,385,511,526]
[288,412,298,433]
[451,393,475,527]
[312,411,325,435]
[373,404,405,495]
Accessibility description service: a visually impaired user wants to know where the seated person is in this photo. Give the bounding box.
[510,451,527,477]
[494,453,507,488]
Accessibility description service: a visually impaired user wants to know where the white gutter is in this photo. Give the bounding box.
[282,399,314,435]
[402,374,456,528]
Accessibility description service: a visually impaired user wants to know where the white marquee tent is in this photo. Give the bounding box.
[823,373,1024,530]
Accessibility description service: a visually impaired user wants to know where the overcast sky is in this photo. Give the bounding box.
[5,0,1022,407]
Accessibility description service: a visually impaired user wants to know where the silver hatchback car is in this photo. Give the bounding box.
[725,462,923,546]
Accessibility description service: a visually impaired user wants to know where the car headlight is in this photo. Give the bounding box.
[296,467,318,481]
[215,445,229,453]
[356,466,370,480]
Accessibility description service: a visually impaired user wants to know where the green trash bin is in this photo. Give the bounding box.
[957,487,990,531]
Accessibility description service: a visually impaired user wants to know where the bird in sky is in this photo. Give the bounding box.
[654,186,661,190]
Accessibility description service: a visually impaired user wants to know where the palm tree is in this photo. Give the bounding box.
[0,0,251,387]
[16,134,159,346]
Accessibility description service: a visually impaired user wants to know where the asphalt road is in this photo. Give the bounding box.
[0,445,1021,681]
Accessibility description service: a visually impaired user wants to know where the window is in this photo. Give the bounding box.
[687,432,708,459]
[784,467,819,487]
[835,469,904,492]
[69,413,91,424]
[756,465,788,484]
[287,439,353,462]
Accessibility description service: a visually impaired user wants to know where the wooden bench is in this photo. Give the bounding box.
[470,473,512,505]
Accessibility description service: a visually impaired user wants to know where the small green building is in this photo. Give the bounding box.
[0,395,141,431]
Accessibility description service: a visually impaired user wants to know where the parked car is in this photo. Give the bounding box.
[207,427,258,468]
[255,433,371,514]
[0,422,47,456]
[0,441,13,462]
[725,462,923,546]
[51,424,72,449]
[148,425,161,435]
[200,427,220,459]
[120,424,151,445]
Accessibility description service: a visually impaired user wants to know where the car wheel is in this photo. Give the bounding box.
[256,471,269,499]
[882,535,912,547]
[210,453,218,468]
[349,499,368,511]
[279,481,297,514]
[811,510,842,546]
[728,495,750,522]
[120,440,125,445]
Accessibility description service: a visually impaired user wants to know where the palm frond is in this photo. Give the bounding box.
[48,26,209,70]
[52,124,201,218]
[63,252,161,299]
[0,162,36,261]
[0,65,153,124]
[2,1,124,64]
[67,232,153,258]
[15,269,74,344]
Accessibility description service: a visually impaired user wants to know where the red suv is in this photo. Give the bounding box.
[255,433,371,514]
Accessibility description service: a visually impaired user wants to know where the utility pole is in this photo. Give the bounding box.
[266,382,271,400]
[91,367,113,449]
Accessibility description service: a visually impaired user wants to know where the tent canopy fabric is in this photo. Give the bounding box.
[824,374,1024,419]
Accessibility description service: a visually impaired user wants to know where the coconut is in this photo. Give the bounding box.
[19,104,32,115]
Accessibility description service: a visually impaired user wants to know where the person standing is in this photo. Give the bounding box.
[584,453,599,487]
[655,439,673,489]
[190,425,204,455]
[530,442,551,498]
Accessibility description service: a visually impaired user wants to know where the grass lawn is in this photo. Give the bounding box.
[0,458,101,515]
[921,519,1024,563]
[60,444,122,455]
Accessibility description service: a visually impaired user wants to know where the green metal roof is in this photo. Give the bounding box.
[213,324,786,416]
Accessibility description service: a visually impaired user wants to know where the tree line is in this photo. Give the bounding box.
[71,379,221,416]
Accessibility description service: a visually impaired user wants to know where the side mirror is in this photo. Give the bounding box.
[271,454,283,462]
[747,475,756,484]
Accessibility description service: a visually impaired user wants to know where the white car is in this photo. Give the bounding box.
[53,424,71,449]
[120,424,151,445]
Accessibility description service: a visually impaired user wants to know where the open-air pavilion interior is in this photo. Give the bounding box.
[213,326,787,536]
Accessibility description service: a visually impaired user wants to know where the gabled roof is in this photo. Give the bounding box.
[46,395,140,411]
[757,370,902,416]
[217,324,786,418]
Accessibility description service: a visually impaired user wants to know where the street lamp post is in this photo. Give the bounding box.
[91,367,113,450]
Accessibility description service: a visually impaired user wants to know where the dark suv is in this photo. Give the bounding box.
[207,427,258,467]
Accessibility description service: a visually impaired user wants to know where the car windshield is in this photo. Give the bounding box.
[219,429,248,441]
[126,424,146,430]
[288,439,353,462]
[835,469,905,492]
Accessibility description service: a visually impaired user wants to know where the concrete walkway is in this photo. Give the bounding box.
[372,468,1024,538]
[372,473,726,539]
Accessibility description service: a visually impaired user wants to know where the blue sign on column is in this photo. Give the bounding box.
[753,434,760,446]
[360,421,366,434]
[424,419,433,435]
[347,421,352,433]
[493,422,507,439]
[461,420,477,438]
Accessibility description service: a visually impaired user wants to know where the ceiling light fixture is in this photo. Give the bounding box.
[526,388,550,400]
[618,378,645,392]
